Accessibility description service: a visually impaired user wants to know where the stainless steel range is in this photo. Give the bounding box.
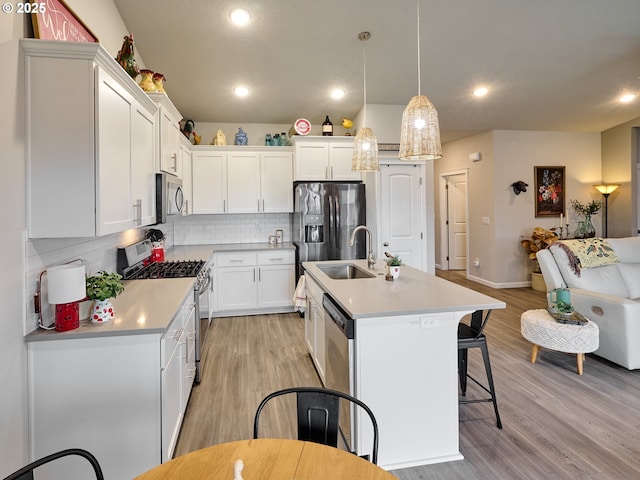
[117,240,211,383]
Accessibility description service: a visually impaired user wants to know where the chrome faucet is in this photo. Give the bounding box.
[348,225,376,269]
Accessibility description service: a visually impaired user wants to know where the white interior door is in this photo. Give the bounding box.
[380,164,425,270]
[445,173,468,270]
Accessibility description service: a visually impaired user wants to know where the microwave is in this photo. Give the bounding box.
[156,173,184,224]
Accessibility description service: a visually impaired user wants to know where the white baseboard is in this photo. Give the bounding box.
[466,273,531,289]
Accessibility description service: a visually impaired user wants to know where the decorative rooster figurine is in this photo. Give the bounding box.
[116,34,140,80]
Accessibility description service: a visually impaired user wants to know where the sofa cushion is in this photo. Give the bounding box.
[607,237,640,263]
[549,244,629,298]
[617,263,640,299]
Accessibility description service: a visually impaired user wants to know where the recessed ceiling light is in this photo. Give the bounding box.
[473,86,489,97]
[229,8,251,26]
[619,93,636,103]
[234,86,249,97]
[331,89,345,99]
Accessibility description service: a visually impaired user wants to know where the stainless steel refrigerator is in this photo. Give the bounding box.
[293,182,366,278]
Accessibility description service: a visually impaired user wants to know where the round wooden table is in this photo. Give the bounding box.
[134,439,396,479]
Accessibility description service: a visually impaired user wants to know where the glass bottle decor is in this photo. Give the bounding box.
[574,221,585,239]
[582,214,596,238]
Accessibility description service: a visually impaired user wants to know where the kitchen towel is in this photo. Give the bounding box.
[293,275,306,313]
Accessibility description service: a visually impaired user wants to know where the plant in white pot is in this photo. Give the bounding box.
[86,271,125,323]
[385,253,403,280]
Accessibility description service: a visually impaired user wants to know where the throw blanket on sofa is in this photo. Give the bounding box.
[556,238,619,276]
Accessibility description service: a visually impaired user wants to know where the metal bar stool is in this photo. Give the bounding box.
[458,309,502,429]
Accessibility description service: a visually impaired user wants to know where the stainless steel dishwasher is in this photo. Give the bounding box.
[322,293,355,452]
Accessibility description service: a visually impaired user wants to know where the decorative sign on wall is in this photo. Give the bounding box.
[30,0,98,43]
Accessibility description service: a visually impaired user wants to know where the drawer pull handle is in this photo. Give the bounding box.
[229,259,243,263]
[269,257,284,261]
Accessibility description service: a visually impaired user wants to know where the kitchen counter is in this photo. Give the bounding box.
[302,259,505,470]
[166,242,294,262]
[25,277,195,342]
[303,259,505,318]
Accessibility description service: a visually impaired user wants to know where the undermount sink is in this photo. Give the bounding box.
[317,263,376,280]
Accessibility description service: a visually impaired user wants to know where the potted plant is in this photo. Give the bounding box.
[555,300,575,320]
[385,254,403,280]
[570,199,602,238]
[86,271,125,324]
[520,227,559,291]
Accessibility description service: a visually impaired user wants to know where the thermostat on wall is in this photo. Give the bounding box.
[469,152,482,162]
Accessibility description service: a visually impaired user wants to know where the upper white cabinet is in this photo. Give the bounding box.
[291,136,361,181]
[192,150,227,214]
[179,135,193,215]
[22,39,158,238]
[191,147,293,214]
[148,92,183,178]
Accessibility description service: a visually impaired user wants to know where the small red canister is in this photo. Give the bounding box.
[152,243,165,263]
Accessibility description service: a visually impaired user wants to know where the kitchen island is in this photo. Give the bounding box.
[303,260,506,470]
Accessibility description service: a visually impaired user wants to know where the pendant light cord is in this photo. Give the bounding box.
[363,40,367,125]
[417,0,421,96]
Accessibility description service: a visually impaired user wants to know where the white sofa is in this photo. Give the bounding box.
[537,237,640,370]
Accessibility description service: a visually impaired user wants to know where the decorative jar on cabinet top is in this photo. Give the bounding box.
[138,69,157,92]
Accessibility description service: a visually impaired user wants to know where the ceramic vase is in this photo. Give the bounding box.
[152,73,166,93]
[91,298,115,324]
[138,69,157,92]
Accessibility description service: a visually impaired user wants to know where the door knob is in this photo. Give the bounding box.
[383,242,389,247]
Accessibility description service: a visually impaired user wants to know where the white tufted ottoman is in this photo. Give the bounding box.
[520,309,599,375]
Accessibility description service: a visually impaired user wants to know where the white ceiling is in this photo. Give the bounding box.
[113,0,640,142]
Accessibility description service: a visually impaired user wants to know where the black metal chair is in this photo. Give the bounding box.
[2,448,104,480]
[458,310,503,429]
[253,386,379,464]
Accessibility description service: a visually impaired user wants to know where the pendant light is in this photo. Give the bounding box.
[399,0,442,161]
[352,31,379,172]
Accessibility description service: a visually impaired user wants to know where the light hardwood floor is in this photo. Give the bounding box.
[175,270,640,479]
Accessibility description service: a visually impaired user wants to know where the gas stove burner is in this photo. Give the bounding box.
[127,260,205,280]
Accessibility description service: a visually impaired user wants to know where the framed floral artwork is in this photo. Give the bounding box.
[535,166,565,217]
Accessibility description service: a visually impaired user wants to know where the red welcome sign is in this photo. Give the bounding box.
[31,0,98,43]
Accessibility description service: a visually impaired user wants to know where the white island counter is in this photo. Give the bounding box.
[303,260,505,470]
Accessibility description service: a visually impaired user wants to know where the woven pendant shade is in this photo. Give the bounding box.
[399,0,442,161]
[352,127,379,171]
[399,94,442,161]
[352,31,379,172]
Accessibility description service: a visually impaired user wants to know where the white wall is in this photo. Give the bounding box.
[437,130,601,287]
[601,116,640,237]
[0,11,29,475]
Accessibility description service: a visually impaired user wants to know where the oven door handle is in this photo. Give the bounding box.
[197,273,211,295]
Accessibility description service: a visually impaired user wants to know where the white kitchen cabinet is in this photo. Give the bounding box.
[227,151,261,213]
[261,151,294,212]
[179,136,193,215]
[22,39,158,238]
[149,92,183,178]
[213,249,295,316]
[191,146,293,214]
[192,150,227,214]
[304,274,326,383]
[292,136,361,181]
[27,287,196,479]
[162,312,183,463]
[131,104,158,226]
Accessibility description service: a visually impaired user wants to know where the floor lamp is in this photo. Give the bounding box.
[594,184,619,238]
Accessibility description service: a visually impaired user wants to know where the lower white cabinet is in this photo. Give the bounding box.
[214,249,295,316]
[27,292,196,480]
[304,275,326,383]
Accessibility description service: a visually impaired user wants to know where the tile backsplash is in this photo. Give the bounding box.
[173,213,291,245]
